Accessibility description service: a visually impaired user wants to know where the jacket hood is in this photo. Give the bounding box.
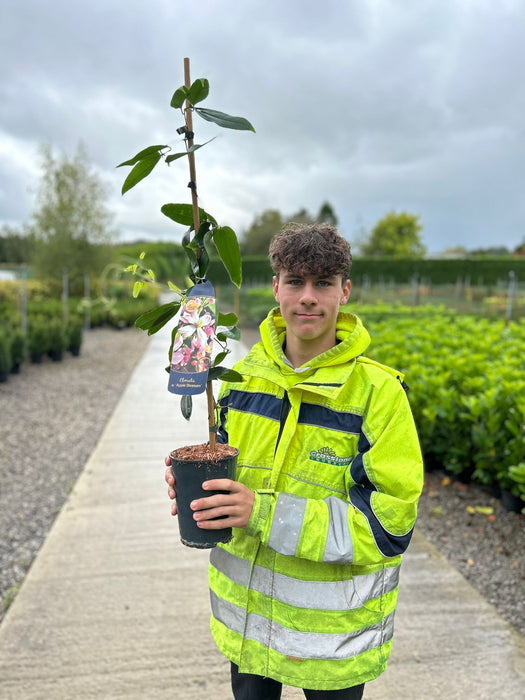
[236,307,371,393]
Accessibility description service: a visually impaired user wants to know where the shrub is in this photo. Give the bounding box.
[0,330,12,375]
[27,317,51,360]
[364,313,525,492]
[46,319,68,360]
[67,322,83,354]
[8,328,26,370]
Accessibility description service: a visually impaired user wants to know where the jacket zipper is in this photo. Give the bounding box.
[274,390,291,458]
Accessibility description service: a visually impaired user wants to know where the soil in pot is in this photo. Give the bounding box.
[170,442,239,549]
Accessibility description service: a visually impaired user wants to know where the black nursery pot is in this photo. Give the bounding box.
[501,488,523,513]
[170,447,239,549]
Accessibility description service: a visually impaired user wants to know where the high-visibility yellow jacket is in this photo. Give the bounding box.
[210,308,423,691]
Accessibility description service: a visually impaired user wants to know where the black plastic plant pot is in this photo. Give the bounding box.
[170,446,239,549]
[501,489,523,513]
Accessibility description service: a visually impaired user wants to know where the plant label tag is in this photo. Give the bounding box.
[168,279,216,395]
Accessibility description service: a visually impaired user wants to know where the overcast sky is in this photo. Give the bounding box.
[1,0,524,254]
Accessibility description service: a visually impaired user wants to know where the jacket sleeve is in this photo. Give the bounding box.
[245,383,424,567]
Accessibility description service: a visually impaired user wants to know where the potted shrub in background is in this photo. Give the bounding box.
[67,321,83,356]
[8,326,26,374]
[47,318,67,362]
[27,317,49,364]
[507,463,525,514]
[0,329,12,382]
[118,57,255,547]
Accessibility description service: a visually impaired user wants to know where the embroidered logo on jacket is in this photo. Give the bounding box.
[310,446,353,466]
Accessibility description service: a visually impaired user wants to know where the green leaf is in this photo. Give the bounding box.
[122,153,162,194]
[134,301,181,335]
[208,367,244,382]
[213,226,242,287]
[195,108,255,132]
[133,281,147,298]
[187,78,209,105]
[165,139,215,164]
[213,351,228,367]
[161,203,217,227]
[167,281,182,295]
[168,325,178,366]
[197,246,210,279]
[170,86,189,109]
[217,326,241,342]
[117,145,167,168]
[218,312,239,326]
[164,151,189,164]
[188,220,212,251]
[181,395,193,421]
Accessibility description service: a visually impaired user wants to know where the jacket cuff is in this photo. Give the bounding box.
[246,490,275,537]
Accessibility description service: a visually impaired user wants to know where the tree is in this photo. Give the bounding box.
[241,209,284,255]
[469,246,510,257]
[360,210,426,258]
[31,144,116,291]
[0,225,36,263]
[317,201,338,226]
[241,202,339,255]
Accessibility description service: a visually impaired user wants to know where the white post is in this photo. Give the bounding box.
[84,271,91,331]
[62,267,69,326]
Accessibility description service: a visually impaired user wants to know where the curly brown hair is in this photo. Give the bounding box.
[268,223,352,279]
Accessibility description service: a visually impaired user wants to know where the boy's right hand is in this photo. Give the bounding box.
[165,456,178,516]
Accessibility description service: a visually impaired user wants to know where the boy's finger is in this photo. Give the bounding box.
[202,478,233,491]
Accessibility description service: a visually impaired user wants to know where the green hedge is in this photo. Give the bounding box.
[349,257,525,285]
[365,314,525,502]
[224,256,525,286]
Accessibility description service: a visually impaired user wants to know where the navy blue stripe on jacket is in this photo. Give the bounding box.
[298,402,364,434]
[217,389,282,443]
[349,486,414,557]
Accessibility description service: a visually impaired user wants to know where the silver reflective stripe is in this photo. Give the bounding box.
[210,590,395,660]
[211,546,400,611]
[268,493,307,556]
[323,496,354,564]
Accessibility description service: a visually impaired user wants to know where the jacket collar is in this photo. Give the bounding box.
[238,307,371,398]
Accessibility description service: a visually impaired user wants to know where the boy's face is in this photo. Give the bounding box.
[273,270,351,352]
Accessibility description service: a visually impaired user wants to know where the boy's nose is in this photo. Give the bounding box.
[299,283,317,303]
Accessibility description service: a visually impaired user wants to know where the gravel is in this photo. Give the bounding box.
[1,327,523,639]
[0,327,149,622]
[416,470,524,637]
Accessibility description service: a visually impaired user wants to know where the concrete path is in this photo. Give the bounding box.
[0,327,524,699]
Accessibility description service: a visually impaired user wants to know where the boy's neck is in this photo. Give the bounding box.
[283,333,337,368]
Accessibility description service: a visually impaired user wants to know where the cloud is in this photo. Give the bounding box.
[1,0,524,254]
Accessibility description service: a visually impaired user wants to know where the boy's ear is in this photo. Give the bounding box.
[272,276,280,302]
[340,279,352,305]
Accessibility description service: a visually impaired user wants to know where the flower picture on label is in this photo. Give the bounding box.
[170,295,215,374]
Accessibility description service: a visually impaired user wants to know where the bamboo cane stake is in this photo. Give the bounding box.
[184,57,217,451]
[184,57,201,239]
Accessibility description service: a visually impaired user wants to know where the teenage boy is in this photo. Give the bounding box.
[165,223,423,699]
